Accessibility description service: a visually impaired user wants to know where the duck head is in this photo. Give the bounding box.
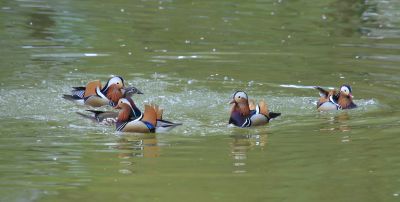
[230,91,250,116]
[122,86,143,97]
[339,85,353,99]
[106,84,124,104]
[102,76,124,92]
[101,76,124,103]
[114,98,137,109]
[337,85,357,109]
[103,76,143,104]
[114,98,142,121]
[114,98,134,122]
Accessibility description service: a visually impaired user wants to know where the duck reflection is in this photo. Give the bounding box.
[326,0,368,37]
[230,133,267,174]
[319,112,351,132]
[26,8,56,39]
[115,134,160,159]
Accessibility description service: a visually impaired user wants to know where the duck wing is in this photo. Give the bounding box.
[248,99,256,111]
[142,104,157,127]
[84,80,102,97]
[315,86,329,98]
[258,99,269,116]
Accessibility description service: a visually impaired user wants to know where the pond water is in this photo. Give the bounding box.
[1,0,400,201]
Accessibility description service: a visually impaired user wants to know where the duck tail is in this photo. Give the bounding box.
[76,111,97,121]
[155,119,182,133]
[63,94,82,101]
[86,110,106,117]
[157,119,182,127]
[72,86,86,91]
[268,112,281,119]
[315,86,329,97]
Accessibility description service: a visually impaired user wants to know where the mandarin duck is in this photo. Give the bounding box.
[77,98,181,133]
[315,85,357,111]
[229,91,281,127]
[63,76,142,107]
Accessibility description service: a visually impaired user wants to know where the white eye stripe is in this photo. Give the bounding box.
[118,98,131,107]
[234,91,248,100]
[340,86,350,93]
[108,77,123,87]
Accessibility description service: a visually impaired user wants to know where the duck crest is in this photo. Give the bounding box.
[101,76,124,92]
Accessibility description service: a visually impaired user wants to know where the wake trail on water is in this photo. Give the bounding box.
[0,77,380,135]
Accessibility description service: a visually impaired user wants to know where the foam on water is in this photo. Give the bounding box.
[0,74,381,136]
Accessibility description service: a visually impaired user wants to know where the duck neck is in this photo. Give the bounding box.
[130,104,143,119]
[117,105,132,123]
[338,94,354,109]
[236,102,250,117]
[230,104,250,127]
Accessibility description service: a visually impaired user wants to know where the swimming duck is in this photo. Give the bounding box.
[315,85,357,111]
[63,76,142,107]
[77,98,181,133]
[229,91,281,127]
[115,98,182,133]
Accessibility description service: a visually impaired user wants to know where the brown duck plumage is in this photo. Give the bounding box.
[315,85,357,110]
[229,91,281,127]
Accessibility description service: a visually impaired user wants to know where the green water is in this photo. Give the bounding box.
[1,0,400,201]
